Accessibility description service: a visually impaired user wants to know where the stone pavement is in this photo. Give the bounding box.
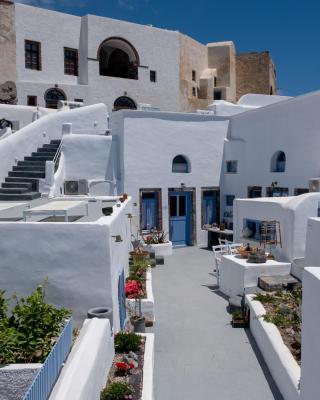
[150,247,283,400]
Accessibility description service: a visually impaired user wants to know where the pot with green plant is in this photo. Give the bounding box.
[232,305,249,328]
[142,229,172,257]
[100,382,133,400]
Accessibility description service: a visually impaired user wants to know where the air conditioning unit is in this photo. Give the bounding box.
[64,180,88,195]
[309,178,320,192]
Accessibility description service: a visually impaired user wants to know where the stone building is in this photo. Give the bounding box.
[0,1,276,111]
[236,51,276,101]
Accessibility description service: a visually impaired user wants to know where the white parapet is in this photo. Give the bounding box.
[140,333,155,400]
[300,267,320,400]
[49,318,114,400]
[246,295,300,400]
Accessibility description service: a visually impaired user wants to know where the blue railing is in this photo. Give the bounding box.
[23,318,73,400]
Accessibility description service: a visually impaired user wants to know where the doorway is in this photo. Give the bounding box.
[169,191,192,246]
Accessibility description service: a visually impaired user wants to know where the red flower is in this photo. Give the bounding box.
[116,362,129,372]
[130,362,135,369]
[125,280,140,297]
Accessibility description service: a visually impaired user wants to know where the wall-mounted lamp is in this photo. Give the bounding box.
[271,181,278,188]
[112,235,123,243]
[126,213,135,219]
[180,183,186,191]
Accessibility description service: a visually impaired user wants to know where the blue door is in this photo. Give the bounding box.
[169,192,192,246]
[118,270,126,330]
[203,191,217,225]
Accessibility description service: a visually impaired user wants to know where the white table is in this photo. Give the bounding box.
[23,200,89,222]
[219,254,291,298]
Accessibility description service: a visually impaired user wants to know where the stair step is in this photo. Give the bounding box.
[42,144,60,150]
[18,161,46,167]
[2,182,32,189]
[25,155,54,161]
[0,192,41,201]
[50,140,61,145]
[0,187,29,194]
[12,165,45,172]
[36,147,57,153]
[8,171,45,178]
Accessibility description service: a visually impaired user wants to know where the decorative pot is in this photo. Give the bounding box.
[131,317,145,333]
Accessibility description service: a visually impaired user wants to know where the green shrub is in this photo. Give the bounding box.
[100,382,133,400]
[114,331,141,353]
[0,284,70,364]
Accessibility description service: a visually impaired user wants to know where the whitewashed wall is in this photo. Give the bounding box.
[112,110,228,246]
[14,3,180,112]
[304,217,320,267]
[0,104,54,130]
[300,267,320,400]
[222,91,320,217]
[0,198,132,329]
[0,103,108,184]
[234,193,320,262]
[49,319,114,400]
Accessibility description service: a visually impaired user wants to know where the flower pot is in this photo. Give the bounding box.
[87,307,113,327]
[131,317,145,333]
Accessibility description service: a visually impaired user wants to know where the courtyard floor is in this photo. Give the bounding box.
[150,246,283,400]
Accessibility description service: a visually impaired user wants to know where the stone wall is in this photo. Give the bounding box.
[236,51,276,101]
[0,1,17,104]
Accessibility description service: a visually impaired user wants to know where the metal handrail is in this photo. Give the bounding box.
[53,140,63,171]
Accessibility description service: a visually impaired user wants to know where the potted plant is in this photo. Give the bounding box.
[232,305,249,328]
[142,229,172,257]
[125,277,146,333]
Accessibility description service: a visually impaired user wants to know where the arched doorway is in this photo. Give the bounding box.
[113,96,137,111]
[98,37,139,80]
[44,88,66,109]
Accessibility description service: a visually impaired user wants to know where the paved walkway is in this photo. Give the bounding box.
[151,247,283,400]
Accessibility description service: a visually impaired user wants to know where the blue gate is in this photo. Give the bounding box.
[23,318,72,400]
[118,270,127,330]
[169,192,192,246]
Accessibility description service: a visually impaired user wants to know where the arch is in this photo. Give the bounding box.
[98,37,139,80]
[44,88,66,109]
[113,96,137,111]
[172,155,190,173]
[271,151,286,172]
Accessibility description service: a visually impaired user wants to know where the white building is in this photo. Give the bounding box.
[0,1,276,112]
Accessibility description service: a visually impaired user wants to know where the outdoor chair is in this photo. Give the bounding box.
[228,243,243,255]
[212,244,229,285]
[218,238,230,246]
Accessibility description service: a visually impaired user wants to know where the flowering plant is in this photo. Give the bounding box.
[143,230,168,244]
[125,280,140,298]
[115,361,135,376]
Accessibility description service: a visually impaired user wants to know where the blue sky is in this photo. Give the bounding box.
[17,0,320,96]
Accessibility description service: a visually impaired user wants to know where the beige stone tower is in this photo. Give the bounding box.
[236,51,276,101]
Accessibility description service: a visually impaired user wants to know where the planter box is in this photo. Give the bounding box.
[144,242,172,257]
[140,333,154,400]
[246,295,300,400]
[127,270,155,322]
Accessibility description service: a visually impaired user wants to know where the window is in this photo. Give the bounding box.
[266,187,289,197]
[192,87,196,97]
[74,98,83,103]
[214,77,217,86]
[226,161,237,174]
[271,151,286,172]
[113,96,136,111]
[25,40,41,70]
[140,189,161,231]
[150,70,156,82]
[243,219,261,241]
[64,48,78,76]
[27,96,37,106]
[172,155,190,173]
[214,89,222,100]
[202,189,219,226]
[294,188,309,196]
[44,88,66,109]
[226,195,235,207]
[98,37,139,80]
[192,70,196,81]
[248,186,262,198]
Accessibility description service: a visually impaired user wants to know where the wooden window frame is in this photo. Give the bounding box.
[25,40,41,71]
[64,47,78,76]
